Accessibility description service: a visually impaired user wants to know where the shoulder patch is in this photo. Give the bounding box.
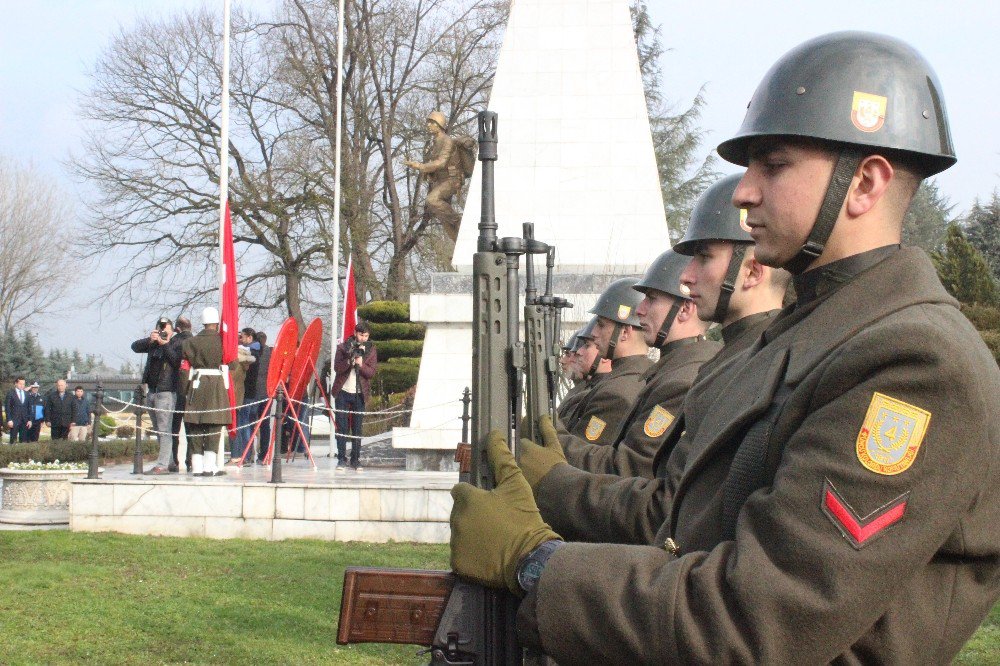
[856,392,930,475]
[643,405,674,438]
[585,416,606,441]
[822,478,908,549]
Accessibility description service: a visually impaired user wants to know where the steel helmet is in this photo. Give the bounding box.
[716,32,956,274]
[717,31,955,175]
[634,250,689,300]
[427,111,448,130]
[589,278,643,327]
[674,174,752,255]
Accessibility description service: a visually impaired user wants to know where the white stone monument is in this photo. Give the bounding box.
[393,0,670,469]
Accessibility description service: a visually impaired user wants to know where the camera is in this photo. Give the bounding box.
[348,339,367,360]
[157,322,168,340]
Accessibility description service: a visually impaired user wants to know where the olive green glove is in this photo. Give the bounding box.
[519,414,568,489]
[450,430,561,595]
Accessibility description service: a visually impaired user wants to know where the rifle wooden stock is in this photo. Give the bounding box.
[337,567,454,646]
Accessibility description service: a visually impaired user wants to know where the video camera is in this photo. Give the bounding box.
[347,338,368,361]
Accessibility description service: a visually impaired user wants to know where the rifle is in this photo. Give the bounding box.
[337,111,567,665]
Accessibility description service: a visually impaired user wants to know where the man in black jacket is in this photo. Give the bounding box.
[131,316,183,474]
[4,377,32,443]
[44,379,74,440]
[169,316,193,471]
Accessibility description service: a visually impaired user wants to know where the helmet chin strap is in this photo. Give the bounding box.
[653,300,682,349]
[783,147,865,275]
[712,244,749,323]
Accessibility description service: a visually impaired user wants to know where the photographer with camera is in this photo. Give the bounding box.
[331,320,377,470]
[131,315,183,474]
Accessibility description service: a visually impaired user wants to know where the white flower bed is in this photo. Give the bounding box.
[6,459,88,471]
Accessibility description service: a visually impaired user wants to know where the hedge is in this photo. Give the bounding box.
[376,340,423,361]
[369,322,426,341]
[980,330,1000,365]
[962,303,1000,331]
[358,300,410,323]
[374,358,420,395]
[0,439,158,469]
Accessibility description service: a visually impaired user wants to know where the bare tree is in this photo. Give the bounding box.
[270,0,506,300]
[0,158,76,334]
[73,8,337,328]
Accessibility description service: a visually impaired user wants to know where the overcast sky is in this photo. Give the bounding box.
[2,0,998,368]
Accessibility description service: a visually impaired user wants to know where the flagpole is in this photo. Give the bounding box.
[331,0,347,357]
[219,0,231,294]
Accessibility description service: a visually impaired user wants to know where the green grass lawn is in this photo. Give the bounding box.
[0,531,996,664]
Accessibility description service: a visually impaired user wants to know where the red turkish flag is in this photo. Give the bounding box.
[221,200,239,436]
[341,256,357,342]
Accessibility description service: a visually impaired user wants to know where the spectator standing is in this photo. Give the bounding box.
[228,327,259,464]
[170,316,193,472]
[4,377,32,444]
[43,379,74,440]
[131,316,183,475]
[69,386,92,441]
[25,382,44,442]
[250,331,272,464]
[331,321,377,470]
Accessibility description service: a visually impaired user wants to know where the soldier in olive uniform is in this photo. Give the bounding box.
[559,250,720,477]
[558,318,614,425]
[404,111,466,242]
[448,32,1000,664]
[556,325,602,425]
[561,279,652,447]
[181,307,234,477]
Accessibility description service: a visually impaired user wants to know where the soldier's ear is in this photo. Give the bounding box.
[742,259,766,290]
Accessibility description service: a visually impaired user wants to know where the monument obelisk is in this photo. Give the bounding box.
[394,0,670,469]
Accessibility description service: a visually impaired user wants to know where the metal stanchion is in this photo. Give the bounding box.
[270,384,285,484]
[131,383,146,474]
[87,384,105,480]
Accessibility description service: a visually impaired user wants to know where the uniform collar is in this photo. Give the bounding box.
[720,310,780,345]
[793,244,900,307]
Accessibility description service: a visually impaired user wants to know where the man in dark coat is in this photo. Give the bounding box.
[132,316,183,474]
[44,379,74,440]
[448,32,1000,664]
[25,382,44,442]
[181,307,235,476]
[4,377,32,444]
[169,316,194,471]
[331,320,378,470]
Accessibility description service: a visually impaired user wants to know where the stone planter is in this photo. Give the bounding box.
[0,468,91,525]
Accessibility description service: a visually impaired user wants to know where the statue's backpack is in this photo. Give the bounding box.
[454,136,477,178]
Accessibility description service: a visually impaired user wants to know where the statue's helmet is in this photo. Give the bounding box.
[427,111,448,130]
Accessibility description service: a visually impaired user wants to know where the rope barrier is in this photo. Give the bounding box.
[105,395,462,418]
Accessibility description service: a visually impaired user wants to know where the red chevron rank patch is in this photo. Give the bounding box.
[821,479,908,549]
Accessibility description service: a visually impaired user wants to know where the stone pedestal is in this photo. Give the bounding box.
[0,468,91,525]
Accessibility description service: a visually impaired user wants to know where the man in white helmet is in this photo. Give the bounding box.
[180,306,233,476]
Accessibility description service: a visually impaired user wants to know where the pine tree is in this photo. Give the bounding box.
[902,180,953,253]
[933,225,1000,305]
[963,190,1000,282]
[630,2,720,242]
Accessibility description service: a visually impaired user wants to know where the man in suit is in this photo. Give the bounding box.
[4,377,32,444]
[44,379,74,440]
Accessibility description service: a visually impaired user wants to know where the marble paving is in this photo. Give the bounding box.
[69,445,458,544]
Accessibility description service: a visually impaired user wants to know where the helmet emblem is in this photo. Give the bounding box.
[851,91,887,133]
[739,208,751,232]
[617,305,632,320]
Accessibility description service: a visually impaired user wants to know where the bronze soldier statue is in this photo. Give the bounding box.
[404,111,468,242]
